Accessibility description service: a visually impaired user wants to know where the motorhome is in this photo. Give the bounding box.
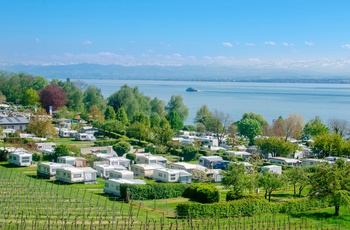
[131,164,164,178]
[152,168,191,183]
[94,164,127,178]
[8,152,32,166]
[37,162,74,179]
[56,167,97,184]
[268,157,301,167]
[198,156,223,168]
[104,178,146,197]
[261,165,282,175]
[108,169,134,180]
[135,153,167,167]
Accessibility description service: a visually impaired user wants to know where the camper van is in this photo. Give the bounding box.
[56,167,97,184]
[261,165,282,175]
[108,169,134,180]
[37,162,74,179]
[152,168,192,183]
[95,164,127,178]
[104,178,146,197]
[8,152,32,166]
[108,157,131,169]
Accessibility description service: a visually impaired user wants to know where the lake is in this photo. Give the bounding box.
[79,79,350,125]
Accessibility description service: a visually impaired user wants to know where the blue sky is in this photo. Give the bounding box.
[1,0,350,72]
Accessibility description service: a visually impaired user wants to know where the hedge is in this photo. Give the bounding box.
[120,183,188,200]
[176,197,332,218]
[279,198,331,214]
[176,197,277,218]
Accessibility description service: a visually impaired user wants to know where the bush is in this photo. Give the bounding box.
[125,153,136,162]
[94,139,119,147]
[226,190,243,201]
[183,184,220,204]
[0,149,8,162]
[32,153,42,162]
[279,198,331,214]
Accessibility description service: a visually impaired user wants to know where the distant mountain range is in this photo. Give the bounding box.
[0,64,349,83]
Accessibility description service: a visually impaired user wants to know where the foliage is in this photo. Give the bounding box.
[94,139,119,147]
[255,136,298,157]
[125,153,136,162]
[285,167,310,197]
[312,132,345,157]
[166,95,189,121]
[0,149,8,161]
[279,198,331,214]
[309,159,350,216]
[112,141,131,157]
[183,184,220,203]
[176,197,275,218]
[152,118,174,145]
[166,110,183,131]
[83,85,106,112]
[221,163,254,199]
[126,122,150,142]
[26,109,57,138]
[181,145,199,161]
[21,88,40,107]
[242,112,268,135]
[104,105,116,120]
[59,78,84,112]
[282,113,304,141]
[120,183,188,200]
[88,105,104,121]
[39,83,67,112]
[115,107,129,125]
[237,118,262,145]
[303,116,329,139]
[258,171,285,202]
[32,153,42,162]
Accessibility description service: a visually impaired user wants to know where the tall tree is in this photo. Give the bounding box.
[166,95,189,121]
[242,112,269,135]
[206,110,232,145]
[153,117,174,146]
[104,106,116,120]
[88,105,104,121]
[283,113,304,141]
[166,110,184,131]
[59,78,84,112]
[237,118,262,145]
[309,160,350,216]
[83,85,106,111]
[39,83,67,112]
[116,108,129,125]
[303,116,329,140]
[312,132,344,157]
[328,118,349,137]
[21,88,40,107]
[195,104,212,124]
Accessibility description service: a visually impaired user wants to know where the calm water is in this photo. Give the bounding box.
[80,79,350,125]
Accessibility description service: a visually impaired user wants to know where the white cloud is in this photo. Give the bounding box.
[264,41,276,46]
[82,40,92,45]
[305,41,314,46]
[35,38,40,43]
[222,42,233,47]
[248,58,261,63]
[282,42,293,47]
[245,43,256,46]
[342,44,350,49]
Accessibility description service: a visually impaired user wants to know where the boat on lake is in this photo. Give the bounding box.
[186,87,200,92]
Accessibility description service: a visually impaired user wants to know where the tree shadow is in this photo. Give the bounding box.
[291,211,335,219]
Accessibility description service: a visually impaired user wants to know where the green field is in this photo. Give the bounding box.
[1,163,349,229]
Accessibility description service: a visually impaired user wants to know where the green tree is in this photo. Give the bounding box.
[242,112,268,135]
[166,111,184,131]
[221,163,253,199]
[113,141,131,157]
[88,105,104,121]
[303,116,329,139]
[309,160,350,216]
[53,144,72,160]
[21,88,40,107]
[116,107,129,125]
[104,106,116,120]
[255,136,298,157]
[285,167,310,197]
[194,104,212,124]
[153,118,174,146]
[83,85,106,111]
[150,97,166,116]
[237,118,262,145]
[127,122,149,142]
[313,132,344,157]
[166,95,189,121]
[258,171,285,202]
[59,78,84,112]
[282,113,304,141]
[181,145,199,161]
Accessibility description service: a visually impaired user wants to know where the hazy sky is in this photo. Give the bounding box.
[1,0,350,71]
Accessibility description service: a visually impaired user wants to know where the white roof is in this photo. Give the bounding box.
[170,162,198,169]
[269,157,300,163]
[107,178,146,185]
[133,164,164,170]
[9,152,31,156]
